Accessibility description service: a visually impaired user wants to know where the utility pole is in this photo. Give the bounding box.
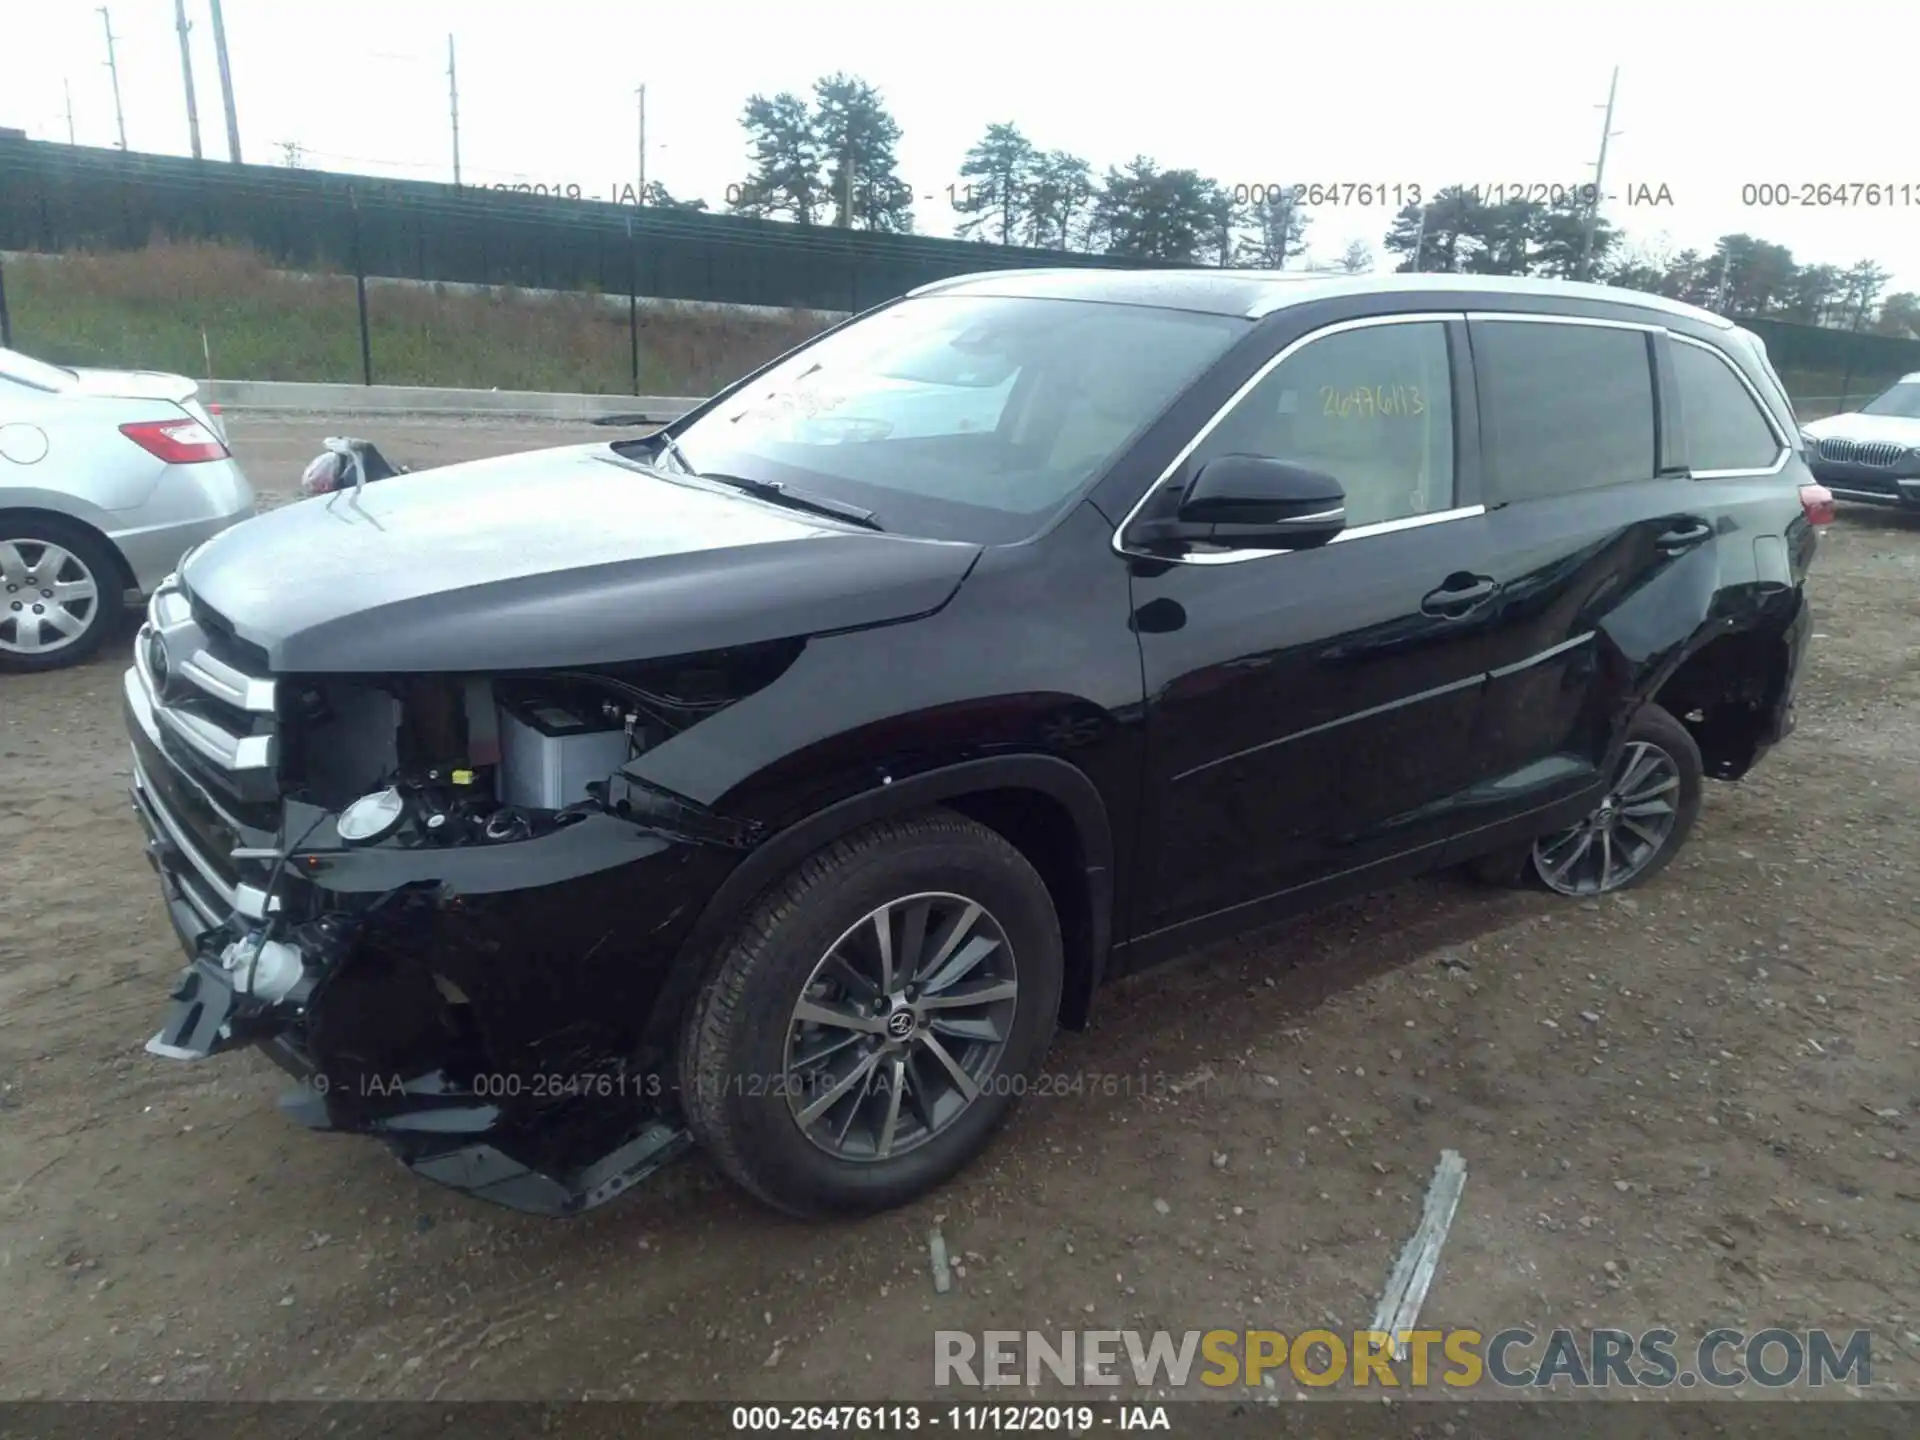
[1714,249,1732,310]
[208,0,241,162]
[174,0,203,160]
[841,145,854,228]
[64,79,76,144]
[98,7,127,150]
[1576,66,1622,282]
[636,84,647,205]
[447,34,461,186]
[1410,207,1427,272]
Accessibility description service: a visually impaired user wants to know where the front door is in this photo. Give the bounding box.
[1125,313,1512,945]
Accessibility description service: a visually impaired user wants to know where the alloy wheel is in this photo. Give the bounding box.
[0,539,101,657]
[783,892,1019,1162]
[1532,740,1683,895]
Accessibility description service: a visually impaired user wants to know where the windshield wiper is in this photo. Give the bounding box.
[597,417,698,472]
[606,425,883,530]
[696,471,883,531]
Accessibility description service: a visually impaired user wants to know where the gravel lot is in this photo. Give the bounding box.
[1,414,1916,1411]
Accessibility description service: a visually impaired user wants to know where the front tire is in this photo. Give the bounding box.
[678,810,1064,1219]
[0,518,122,672]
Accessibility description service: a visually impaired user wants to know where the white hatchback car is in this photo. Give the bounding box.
[0,346,256,671]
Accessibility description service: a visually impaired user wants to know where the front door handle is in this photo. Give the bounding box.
[1658,521,1713,550]
[1421,575,1497,617]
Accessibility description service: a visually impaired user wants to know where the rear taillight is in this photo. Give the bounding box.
[119,418,230,464]
[1799,483,1835,526]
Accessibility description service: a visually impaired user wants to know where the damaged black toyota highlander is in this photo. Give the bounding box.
[127,269,1823,1219]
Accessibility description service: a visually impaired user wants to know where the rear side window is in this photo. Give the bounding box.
[1473,320,1657,504]
[1670,338,1782,473]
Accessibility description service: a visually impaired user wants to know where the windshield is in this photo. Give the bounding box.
[1859,381,1920,419]
[665,294,1247,543]
[0,348,77,393]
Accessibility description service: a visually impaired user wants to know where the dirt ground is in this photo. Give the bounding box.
[1,414,1916,1412]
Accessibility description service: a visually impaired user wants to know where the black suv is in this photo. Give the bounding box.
[128,270,1824,1219]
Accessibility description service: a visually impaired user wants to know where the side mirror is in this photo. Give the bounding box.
[1131,455,1347,551]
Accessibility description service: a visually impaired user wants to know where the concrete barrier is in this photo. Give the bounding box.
[203,379,703,422]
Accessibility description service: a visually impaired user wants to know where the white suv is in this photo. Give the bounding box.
[1799,372,1920,511]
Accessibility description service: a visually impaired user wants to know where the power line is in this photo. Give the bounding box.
[97,7,126,151]
[207,0,241,162]
[1576,66,1622,282]
[636,84,647,206]
[173,0,203,161]
[447,35,461,187]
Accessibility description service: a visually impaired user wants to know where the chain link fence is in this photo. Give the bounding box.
[8,137,1920,411]
[0,136,1144,317]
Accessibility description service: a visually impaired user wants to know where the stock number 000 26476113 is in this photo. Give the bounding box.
[1742,182,1920,207]
[730,1405,1140,1431]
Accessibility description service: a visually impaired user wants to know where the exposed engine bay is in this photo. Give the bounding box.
[289,652,790,839]
[291,672,662,847]
[132,636,795,1215]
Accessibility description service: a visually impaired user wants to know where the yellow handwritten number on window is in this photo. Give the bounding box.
[1320,385,1426,418]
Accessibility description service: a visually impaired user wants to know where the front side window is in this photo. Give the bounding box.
[1191,320,1456,529]
[1860,380,1920,420]
[1474,320,1657,504]
[660,295,1247,543]
[1670,338,1783,473]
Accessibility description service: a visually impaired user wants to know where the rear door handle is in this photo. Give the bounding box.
[1421,576,1497,617]
[1658,521,1713,550]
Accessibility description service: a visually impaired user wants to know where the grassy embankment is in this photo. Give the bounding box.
[4,242,836,395]
[1,241,1897,415]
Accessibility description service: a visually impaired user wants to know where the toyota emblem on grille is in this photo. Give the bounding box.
[145,629,172,696]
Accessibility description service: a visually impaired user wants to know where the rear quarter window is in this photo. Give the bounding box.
[1669,338,1784,474]
[1473,319,1657,504]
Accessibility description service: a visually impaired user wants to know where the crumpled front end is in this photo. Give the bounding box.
[123,578,775,1214]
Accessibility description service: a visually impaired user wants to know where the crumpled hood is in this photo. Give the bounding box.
[180,444,982,672]
[1800,412,1920,445]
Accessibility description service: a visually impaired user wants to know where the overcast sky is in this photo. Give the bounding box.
[12,0,1920,292]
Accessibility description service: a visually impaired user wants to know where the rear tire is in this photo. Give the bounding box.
[1530,702,1703,895]
[0,516,123,673]
[1468,702,1705,893]
[678,809,1063,1219]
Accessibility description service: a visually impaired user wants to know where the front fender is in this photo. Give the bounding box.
[639,753,1117,1051]
[618,500,1146,1042]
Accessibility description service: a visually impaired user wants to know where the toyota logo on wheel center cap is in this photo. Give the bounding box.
[885,1009,916,1040]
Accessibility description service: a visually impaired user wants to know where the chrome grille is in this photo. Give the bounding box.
[127,577,283,932]
[134,581,277,776]
[1814,437,1906,468]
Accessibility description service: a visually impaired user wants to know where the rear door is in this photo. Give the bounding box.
[1450,312,1788,855]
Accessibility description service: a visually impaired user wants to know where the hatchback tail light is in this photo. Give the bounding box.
[1798,483,1835,527]
[120,418,230,464]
